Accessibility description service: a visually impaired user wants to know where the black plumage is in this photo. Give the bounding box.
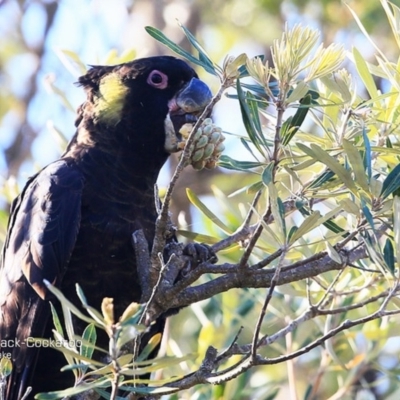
[0,56,212,399]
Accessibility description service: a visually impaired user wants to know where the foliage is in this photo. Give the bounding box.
[2,1,400,399]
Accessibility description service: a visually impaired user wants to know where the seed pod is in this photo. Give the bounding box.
[178,118,225,170]
[192,160,206,170]
[195,135,209,149]
[209,132,222,144]
[202,124,213,135]
[203,143,215,159]
[192,148,205,162]
[194,128,203,141]
[205,159,217,169]
[216,142,225,153]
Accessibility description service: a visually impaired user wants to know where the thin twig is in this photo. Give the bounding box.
[251,249,287,360]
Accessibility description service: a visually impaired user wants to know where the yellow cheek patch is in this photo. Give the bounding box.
[95,73,128,125]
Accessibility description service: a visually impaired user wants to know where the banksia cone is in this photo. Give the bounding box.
[179,118,225,170]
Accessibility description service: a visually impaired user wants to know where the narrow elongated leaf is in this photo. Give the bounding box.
[298,143,358,194]
[308,170,335,189]
[326,242,342,264]
[236,80,266,156]
[49,330,78,379]
[353,47,379,99]
[381,163,400,199]
[247,92,268,148]
[0,357,12,379]
[240,137,260,160]
[286,81,309,103]
[281,94,312,146]
[261,162,275,186]
[80,324,97,361]
[289,211,321,244]
[342,139,370,192]
[394,196,400,276]
[340,198,360,215]
[298,205,346,236]
[35,378,111,400]
[362,123,372,182]
[76,284,107,326]
[50,302,64,337]
[287,226,298,244]
[267,183,286,244]
[361,231,391,276]
[218,155,263,171]
[145,27,207,71]
[178,23,217,75]
[186,188,232,234]
[381,0,400,51]
[44,281,104,327]
[383,238,395,275]
[322,219,346,235]
[362,202,375,231]
[54,48,87,77]
[136,333,162,362]
[246,180,265,194]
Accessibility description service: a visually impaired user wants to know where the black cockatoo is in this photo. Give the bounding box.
[0,56,213,399]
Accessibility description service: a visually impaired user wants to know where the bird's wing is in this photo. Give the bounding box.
[0,159,84,399]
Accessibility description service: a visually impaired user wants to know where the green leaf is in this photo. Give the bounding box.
[287,226,298,244]
[342,139,370,193]
[289,211,321,244]
[297,143,358,195]
[50,302,64,337]
[380,163,400,199]
[308,170,335,189]
[0,357,12,379]
[352,47,379,99]
[361,231,391,276]
[261,162,275,186]
[76,284,107,326]
[218,155,263,171]
[394,196,400,276]
[326,242,342,264]
[286,81,309,103]
[44,281,103,328]
[281,94,312,146]
[362,201,375,231]
[323,219,346,235]
[186,188,233,234]
[298,205,347,237]
[240,137,260,161]
[145,27,214,74]
[245,180,264,194]
[178,23,217,75]
[381,0,400,51]
[54,48,87,77]
[247,92,268,148]
[362,122,372,182]
[267,183,286,243]
[80,324,97,361]
[236,80,266,156]
[136,333,161,362]
[35,377,111,399]
[383,238,395,275]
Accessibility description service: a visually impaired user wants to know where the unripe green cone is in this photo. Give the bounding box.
[178,118,225,170]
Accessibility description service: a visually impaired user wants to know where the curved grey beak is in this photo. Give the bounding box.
[175,77,213,113]
[164,77,213,153]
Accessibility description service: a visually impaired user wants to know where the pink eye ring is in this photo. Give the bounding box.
[147,70,168,89]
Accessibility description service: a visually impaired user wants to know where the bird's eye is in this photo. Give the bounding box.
[147,70,168,89]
